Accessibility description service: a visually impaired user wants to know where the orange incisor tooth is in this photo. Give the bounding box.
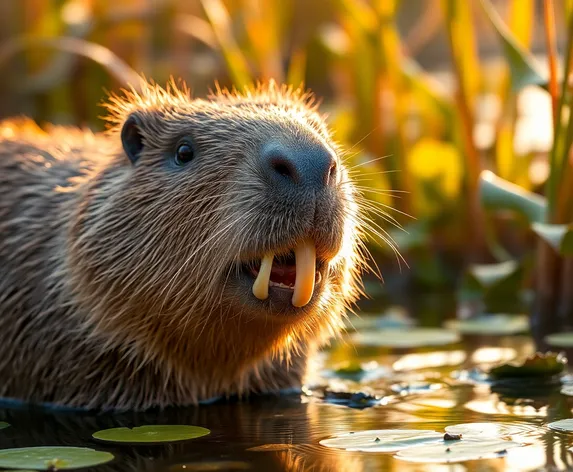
[292,239,316,307]
[252,253,274,300]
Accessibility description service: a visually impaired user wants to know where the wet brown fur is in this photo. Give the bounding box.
[0,78,364,410]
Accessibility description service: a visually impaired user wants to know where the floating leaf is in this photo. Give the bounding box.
[548,419,573,432]
[445,314,529,335]
[325,361,390,382]
[545,332,573,348]
[319,430,443,452]
[480,170,546,223]
[344,308,414,331]
[350,328,460,348]
[445,423,523,438]
[479,0,546,91]
[489,352,567,379]
[395,438,523,463]
[0,422,9,430]
[390,381,443,395]
[531,223,573,256]
[0,447,113,470]
[92,425,210,444]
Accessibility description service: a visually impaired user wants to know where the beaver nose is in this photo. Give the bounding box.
[262,142,336,189]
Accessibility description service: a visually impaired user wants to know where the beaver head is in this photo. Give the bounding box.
[67,79,364,386]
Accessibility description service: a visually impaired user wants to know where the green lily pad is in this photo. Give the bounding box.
[350,328,460,348]
[344,308,413,331]
[319,430,443,452]
[489,352,567,379]
[395,438,523,463]
[445,423,523,438]
[92,425,210,444]
[545,332,573,348]
[548,419,573,432]
[326,361,389,382]
[0,422,9,430]
[0,447,113,470]
[445,315,529,335]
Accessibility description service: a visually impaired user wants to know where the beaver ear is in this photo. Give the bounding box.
[121,114,144,164]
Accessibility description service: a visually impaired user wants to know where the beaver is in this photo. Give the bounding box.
[0,78,364,411]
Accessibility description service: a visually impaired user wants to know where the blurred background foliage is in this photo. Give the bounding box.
[0,0,571,327]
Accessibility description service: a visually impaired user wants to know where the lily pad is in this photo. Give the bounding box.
[489,352,567,379]
[0,422,9,430]
[395,438,523,463]
[319,429,443,452]
[350,328,460,348]
[92,425,210,444]
[445,423,523,438]
[445,314,529,335]
[0,446,113,470]
[344,308,414,331]
[325,361,390,382]
[547,419,573,432]
[545,332,573,348]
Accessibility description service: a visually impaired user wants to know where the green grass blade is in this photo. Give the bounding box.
[479,0,546,91]
[200,0,252,89]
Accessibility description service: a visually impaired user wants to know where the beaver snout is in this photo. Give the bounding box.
[260,141,337,190]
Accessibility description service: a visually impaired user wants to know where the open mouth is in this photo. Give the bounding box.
[246,239,325,308]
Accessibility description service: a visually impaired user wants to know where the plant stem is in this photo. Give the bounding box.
[442,0,486,262]
[544,0,559,126]
[545,0,570,216]
[532,240,561,345]
[533,0,570,342]
[558,257,573,330]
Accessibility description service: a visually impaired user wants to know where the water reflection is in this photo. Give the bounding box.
[0,303,572,470]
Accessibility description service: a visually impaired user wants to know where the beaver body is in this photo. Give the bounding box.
[0,80,362,410]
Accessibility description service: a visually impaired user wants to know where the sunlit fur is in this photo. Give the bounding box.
[0,78,366,410]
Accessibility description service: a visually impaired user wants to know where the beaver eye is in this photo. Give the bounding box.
[175,143,194,166]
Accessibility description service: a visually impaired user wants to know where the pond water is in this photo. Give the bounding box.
[1,292,573,471]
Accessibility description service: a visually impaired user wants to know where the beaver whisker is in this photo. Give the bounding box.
[343,153,393,170]
[161,208,259,313]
